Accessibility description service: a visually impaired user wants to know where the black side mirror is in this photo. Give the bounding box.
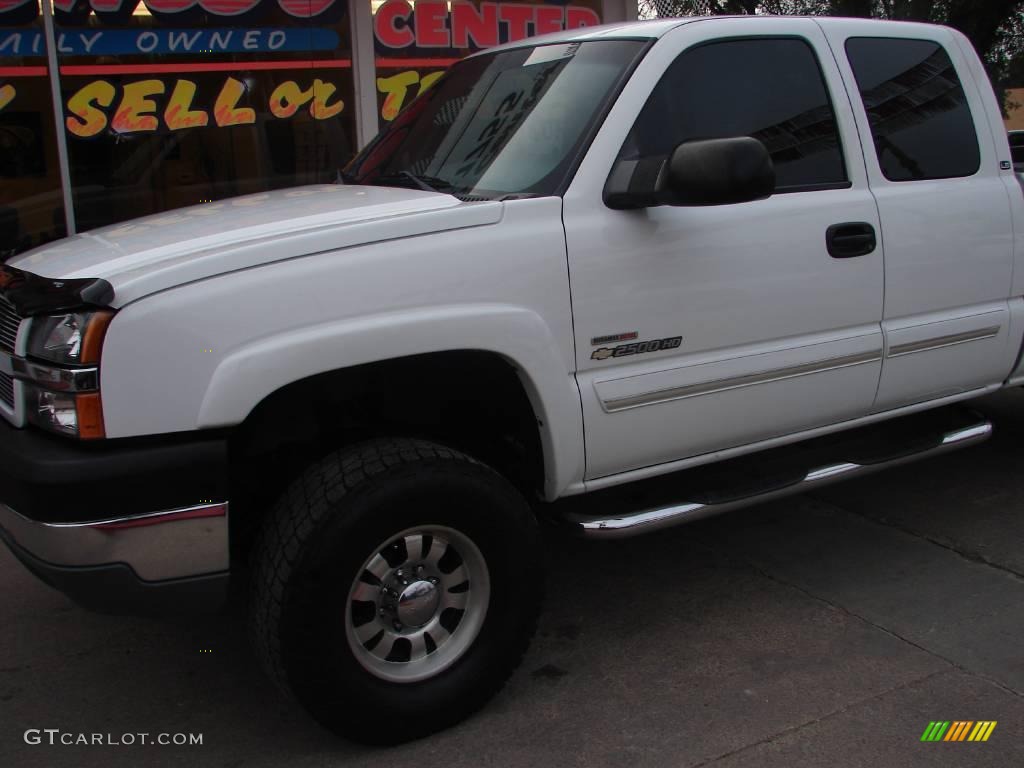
[664,137,774,206]
[604,137,775,210]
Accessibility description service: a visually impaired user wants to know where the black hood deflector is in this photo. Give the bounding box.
[0,264,114,317]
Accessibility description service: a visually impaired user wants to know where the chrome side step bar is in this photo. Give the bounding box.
[563,420,992,540]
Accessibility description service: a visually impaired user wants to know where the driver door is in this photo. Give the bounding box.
[564,18,885,482]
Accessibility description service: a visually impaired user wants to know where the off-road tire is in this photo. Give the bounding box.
[250,438,542,744]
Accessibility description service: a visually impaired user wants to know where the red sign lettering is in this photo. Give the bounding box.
[533,6,563,35]
[414,0,449,48]
[375,0,415,48]
[498,4,534,42]
[0,0,32,13]
[1,1,604,54]
[450,2,498,48]
[0,0,36,24]
[2,0,342,23]
[372,1,604,51]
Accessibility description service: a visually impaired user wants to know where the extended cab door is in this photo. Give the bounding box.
[821,23,1017,410]
[564,18,885,482]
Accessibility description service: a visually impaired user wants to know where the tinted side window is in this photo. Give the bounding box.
[1009,133,1024,165]
[620,38,848,193]
[845,38,980,181]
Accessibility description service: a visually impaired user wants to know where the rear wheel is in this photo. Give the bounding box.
[250,438,542,744]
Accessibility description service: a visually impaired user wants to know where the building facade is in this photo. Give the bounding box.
[0,0,633,255]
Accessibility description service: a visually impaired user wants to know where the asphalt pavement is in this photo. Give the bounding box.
[3,389,1024,767]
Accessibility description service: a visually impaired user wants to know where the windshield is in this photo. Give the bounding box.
[344,40,646,200]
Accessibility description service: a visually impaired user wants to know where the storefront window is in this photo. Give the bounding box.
[0,0,65,254]
[54,0,357,232]
[371,0,604,125]
[3,0,613,255]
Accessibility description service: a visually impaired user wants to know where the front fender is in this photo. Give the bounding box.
[98,196,581,497]
[198,304,584,498]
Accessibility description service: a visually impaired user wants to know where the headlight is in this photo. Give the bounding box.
[24,386,104,439]
[26,311,113,365]
[19,310,113,439]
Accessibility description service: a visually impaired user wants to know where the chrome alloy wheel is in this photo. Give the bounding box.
[345,526,490,683]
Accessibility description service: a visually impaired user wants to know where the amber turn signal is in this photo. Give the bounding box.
[75,392,105,440]
[80,311,115,365]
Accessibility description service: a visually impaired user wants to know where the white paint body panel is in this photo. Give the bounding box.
[818,21,1022,410]
[875,303,1011,406]
[565,17,885,479]
[8,185,490,305]
[1006,297,1024,383]
[93,197,584,498]
[5,17,1023,501]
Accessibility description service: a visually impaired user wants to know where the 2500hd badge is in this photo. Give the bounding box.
[591,336,683,361]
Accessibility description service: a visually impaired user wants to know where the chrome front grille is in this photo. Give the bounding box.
[0,370,13,408]
[0,294,20,352]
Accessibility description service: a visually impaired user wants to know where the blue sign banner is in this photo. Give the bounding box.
[0,27,339,57]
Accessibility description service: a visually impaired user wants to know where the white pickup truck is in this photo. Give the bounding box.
[1,16,1022,743]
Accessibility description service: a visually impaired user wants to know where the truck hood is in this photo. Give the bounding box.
[8,185,502,306]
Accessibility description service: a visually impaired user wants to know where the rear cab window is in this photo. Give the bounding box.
[844,37,981,181]
[1009,132,1024,166]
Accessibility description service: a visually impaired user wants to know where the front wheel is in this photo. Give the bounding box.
[250,439,542,744]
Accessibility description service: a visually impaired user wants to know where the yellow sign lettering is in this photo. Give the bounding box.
[164,80,209,131]
[66,80,116,138]
[310,78,343,119]
[214,77,255,127]
[377,70,445,122]
[112,79,165,133]
[0,83,15,113]
[377,70,419,122]
[419,71,443,94]
[269,80,314,119]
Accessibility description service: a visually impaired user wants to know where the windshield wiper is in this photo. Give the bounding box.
[375,171,455,194]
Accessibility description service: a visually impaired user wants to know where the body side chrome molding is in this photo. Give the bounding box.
[887,326,1001,358]
[601,349,882,413]
[560,384,999,497]
[0,502,229,581]
[563,420,991,539]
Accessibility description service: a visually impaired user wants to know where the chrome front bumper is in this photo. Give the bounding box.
[0,501,231,613]
[0,501,229,582]
[0,413,231,613]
